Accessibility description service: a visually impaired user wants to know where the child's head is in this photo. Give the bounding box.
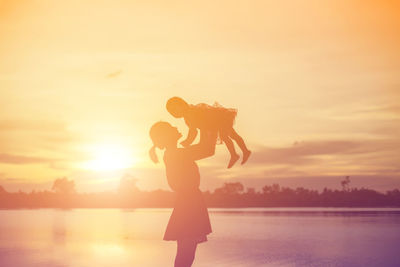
[166,97,189,118]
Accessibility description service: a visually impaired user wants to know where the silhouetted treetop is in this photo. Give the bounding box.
[1,180,400,208]
[341,176,351,191]
[0,185,6,194]
[118,174,139,195]
[214,182,244,195]
[52,177,75,194]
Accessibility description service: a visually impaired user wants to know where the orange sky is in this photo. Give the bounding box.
[1,0,399,192]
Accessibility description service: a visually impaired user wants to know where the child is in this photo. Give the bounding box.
[166,97,251,168]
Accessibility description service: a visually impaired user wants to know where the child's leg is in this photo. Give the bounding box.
[229,128,249,152]
[229,128,251,164]
[175,239,198,267]
[220,131,240,168]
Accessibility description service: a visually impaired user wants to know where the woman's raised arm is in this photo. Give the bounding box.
[184,130,217,161]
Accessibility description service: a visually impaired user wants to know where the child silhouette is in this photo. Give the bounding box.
[166,97,251,168]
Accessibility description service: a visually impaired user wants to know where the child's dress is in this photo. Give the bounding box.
[184,102,237,134]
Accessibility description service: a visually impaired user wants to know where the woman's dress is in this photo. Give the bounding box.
[163,149,212,243]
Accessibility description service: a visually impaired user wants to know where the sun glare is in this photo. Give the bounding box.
[83,144,135,171]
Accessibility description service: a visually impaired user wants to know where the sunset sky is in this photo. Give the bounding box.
[0,0,399,192]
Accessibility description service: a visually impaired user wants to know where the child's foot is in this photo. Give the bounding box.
[241,150,251,165]
[227,154,240,169]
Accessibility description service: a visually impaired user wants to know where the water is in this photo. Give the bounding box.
[1,208,400,267]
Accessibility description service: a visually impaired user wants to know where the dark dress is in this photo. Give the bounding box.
[163,148,212,243]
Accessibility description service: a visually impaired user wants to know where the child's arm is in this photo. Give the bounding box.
[180,127,198,147]
[184,130,217,160]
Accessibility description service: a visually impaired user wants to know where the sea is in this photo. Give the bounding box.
[0,208,400,266]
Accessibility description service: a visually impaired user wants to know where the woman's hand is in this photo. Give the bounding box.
[183,129,217,160]
[180,140,192,147]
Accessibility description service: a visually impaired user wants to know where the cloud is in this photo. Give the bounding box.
[249,139,400,165]
[356,105,400,116]
[0,153,55,165]
[106,70,123,78]
[249,140,357,165]
[0,119,66,132]
[200,138,400,185]
[0,119,81,160]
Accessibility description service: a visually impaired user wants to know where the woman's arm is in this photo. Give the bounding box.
[184,130,217,161]
[180,127,198,147]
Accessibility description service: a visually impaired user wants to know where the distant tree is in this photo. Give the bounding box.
[52,177,76,194]
[387,189,400,196]
[246,187,256,195]
[214,182,244,195]
[1,180,400,208]
[262,185,271,194]
[271,184,280,193]
[118,174,139,195]
[262,184,281,194]
[341,176,351,192]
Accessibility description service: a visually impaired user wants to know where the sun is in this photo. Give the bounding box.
[82,144,135,171]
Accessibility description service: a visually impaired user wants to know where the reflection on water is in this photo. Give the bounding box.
[1,208,400,266]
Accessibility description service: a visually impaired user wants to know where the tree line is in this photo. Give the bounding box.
[1,176,400,208]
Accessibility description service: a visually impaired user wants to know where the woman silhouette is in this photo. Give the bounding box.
[149,121,217,267]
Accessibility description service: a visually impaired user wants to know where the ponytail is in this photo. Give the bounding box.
[149,145,159,163]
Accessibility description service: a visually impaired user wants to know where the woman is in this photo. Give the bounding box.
[149,121,217,267]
